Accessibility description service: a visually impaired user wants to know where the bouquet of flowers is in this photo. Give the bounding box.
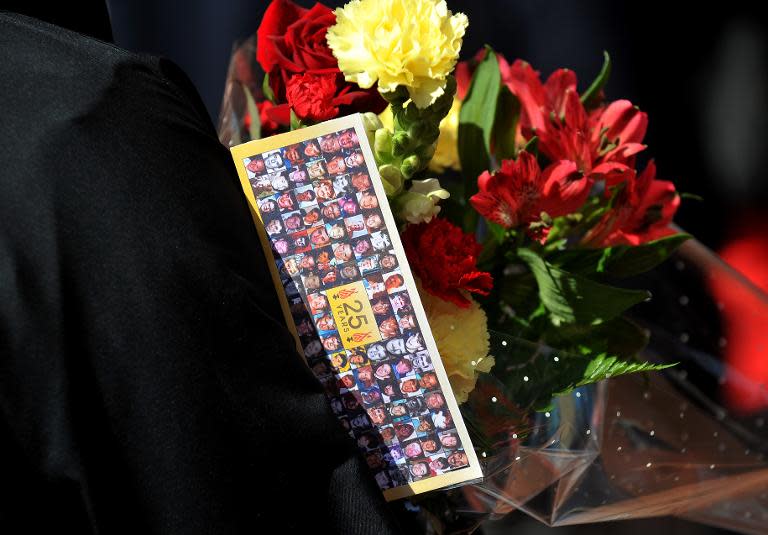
[218,0,768,532]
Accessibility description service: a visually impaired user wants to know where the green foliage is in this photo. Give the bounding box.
[492,86,520,161]
[517,248,650,326]
[597,234,692,278]
[581,51,611,110]
[458,46,501,201]
[490,332,672,411]
[242,83,261,141]
[262,72,275,103]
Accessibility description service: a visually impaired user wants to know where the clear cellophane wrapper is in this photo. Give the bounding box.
[218,36,768,534]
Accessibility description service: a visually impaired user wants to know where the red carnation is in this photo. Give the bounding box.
[255,0,386,124]
[401,219,493,308]
[286,73,339,122]
[470,151,592,240]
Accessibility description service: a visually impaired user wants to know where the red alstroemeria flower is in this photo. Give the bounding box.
[503,60,647,187]
[401,219,493,308]
[470,151,593,239]
[584,160,680,247]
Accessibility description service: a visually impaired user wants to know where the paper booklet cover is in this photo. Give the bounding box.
[229,113,483,500]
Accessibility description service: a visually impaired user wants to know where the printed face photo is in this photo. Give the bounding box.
[361,388,382,405]
[277,192,295,211]
[400,378,420,395]
[309,227,330,247]
[270,173,289,191]
[367,405,388,425]
[319,134,341,153]
[344,215,366,237]
[384,273,405,293]
[378,317,399,339]
[314,180,336,202]
[385,338,407,356]
[419,372,438,390]
[371,298,391,316]
[409,461,430,479]
[315,314,336,332]
[264,151,284,170]
[432,409,453,430]
[370,231,391,251]
[283,213,303,232]
[364,212,384,232]
[426,391,446,410]
[283,144,303,164]
[352,236,373,257]
[258,197,278,214]
[355,256,375,274]
[307,292,328,314]
[321,202,342,220]
[327,222,346,240]
[367,343,387,361]
[303,140,321,158]
[390,404,407,417]
[329,352,347,370]
[351,171,371,191]
[240,122,474,493]
[333,243,353,262]
[251,176,274,196]
[302,207,321,226]
[345,151,365,169]
[289,167,309,184]
[404,441,423,459]
[394,357,413,376]
[264,218,284,236]
[348,350,367,368]
[448,451,469,468]
[272,238,290,255]
[339,264,358,280]
[327,155,347,175]
[307,160,326,179]
[295,186,315,205]
[246,157,266,175]
[338,129,358,149]
[358,190,379,210]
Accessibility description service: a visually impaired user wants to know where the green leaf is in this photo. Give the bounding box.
[290,109,303,131]
[492,86,520,161]
[521,135,538,158]
[517,248,650,326]
[580,51,611,110]
[459,46,501,201]
[242,83,261,141]
[488,332,672,411]
[601,233,691,278]
[262,73,275,103]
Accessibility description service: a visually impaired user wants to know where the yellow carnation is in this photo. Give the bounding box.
[429,96,461,173]
[417,279,494,404]
[327,0,468,109]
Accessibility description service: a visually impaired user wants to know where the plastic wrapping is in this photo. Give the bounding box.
[218,36,768,533]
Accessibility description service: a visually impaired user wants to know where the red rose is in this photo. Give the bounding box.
[401,219,493,308]
[256,0,386,123]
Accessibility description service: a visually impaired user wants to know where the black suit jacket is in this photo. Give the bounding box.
[0,12,399,534]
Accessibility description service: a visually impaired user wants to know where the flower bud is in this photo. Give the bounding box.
[400,155,421,179]
[378,164,404,196]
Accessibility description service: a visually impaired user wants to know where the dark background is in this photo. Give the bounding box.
[106,0,768,255]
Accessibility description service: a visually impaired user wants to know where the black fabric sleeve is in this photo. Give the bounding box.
[0,12,400,534]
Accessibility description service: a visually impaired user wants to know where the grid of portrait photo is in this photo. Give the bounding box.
[242,127,471,490]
